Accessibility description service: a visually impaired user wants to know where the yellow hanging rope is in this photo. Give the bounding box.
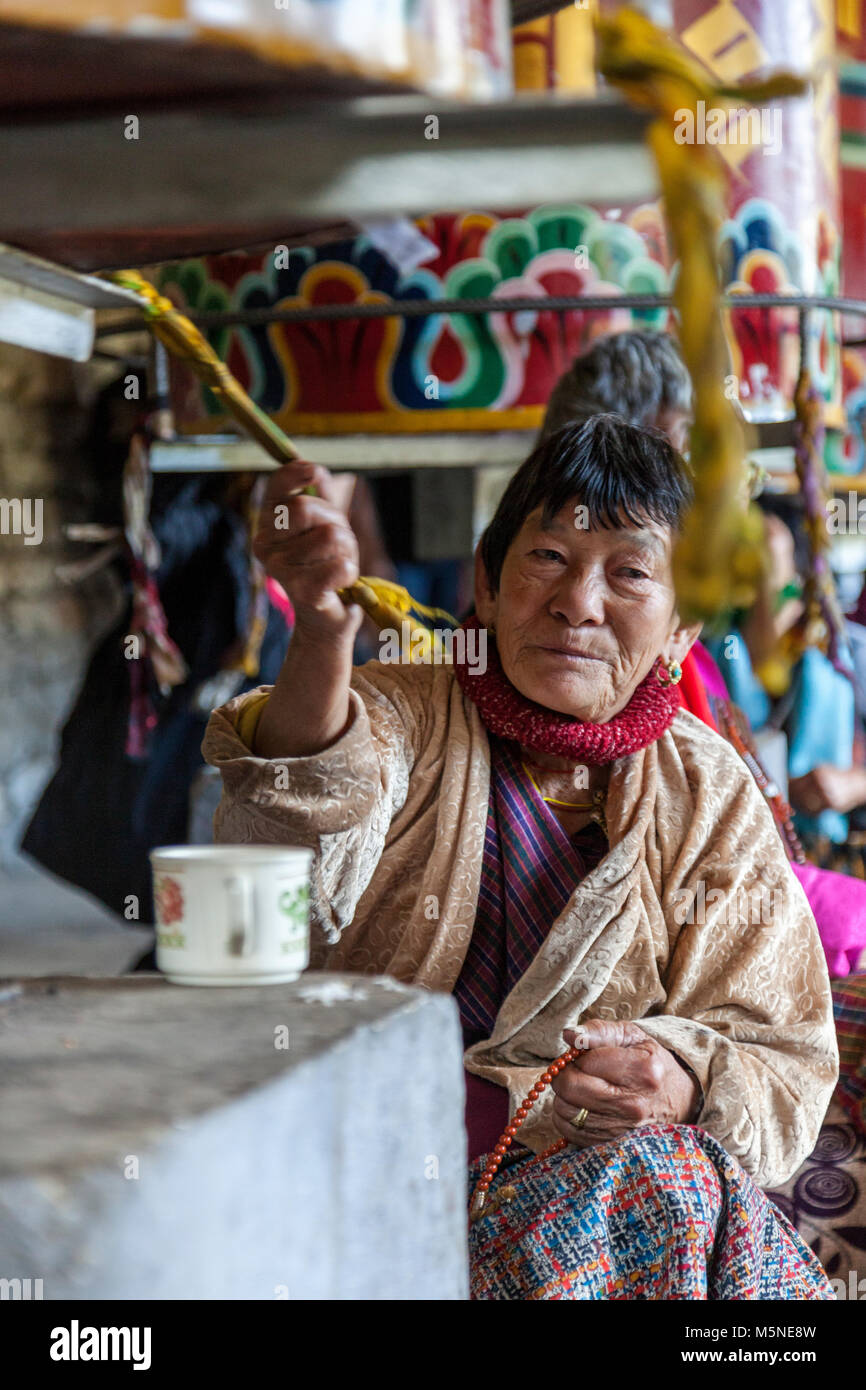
[106,270,457,662]
[596,7,805,625]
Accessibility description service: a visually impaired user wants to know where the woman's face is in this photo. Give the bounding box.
[475,500,700,723]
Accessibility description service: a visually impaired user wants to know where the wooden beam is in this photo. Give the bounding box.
[0,96,654,256]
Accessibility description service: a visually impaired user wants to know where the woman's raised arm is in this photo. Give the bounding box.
[251,460,363,759]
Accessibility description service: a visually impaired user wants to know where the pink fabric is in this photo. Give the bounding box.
[678,651,717,732]
[692,640,730,702]
[790,861,866,977]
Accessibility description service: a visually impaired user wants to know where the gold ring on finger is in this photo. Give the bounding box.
[571,1107,589,1130]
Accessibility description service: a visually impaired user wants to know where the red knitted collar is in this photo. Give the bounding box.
[453,616,680,765]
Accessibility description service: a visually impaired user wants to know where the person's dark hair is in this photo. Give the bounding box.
[539,329,692,441]
[480,414,693,592]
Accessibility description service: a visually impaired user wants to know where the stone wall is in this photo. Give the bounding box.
[0,344,123,882]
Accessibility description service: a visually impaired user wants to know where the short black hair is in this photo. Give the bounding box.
[480,414,693,592]
[539,329,692,441]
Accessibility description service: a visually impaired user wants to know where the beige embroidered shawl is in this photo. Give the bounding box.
[203,660,839,1188]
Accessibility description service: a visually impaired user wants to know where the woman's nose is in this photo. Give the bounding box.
[549,572,606,626]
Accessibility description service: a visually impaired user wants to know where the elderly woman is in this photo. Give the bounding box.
[204,415,838,1301]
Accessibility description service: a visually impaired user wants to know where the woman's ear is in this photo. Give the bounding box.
[474,545,497,629]
[666,620,703,666]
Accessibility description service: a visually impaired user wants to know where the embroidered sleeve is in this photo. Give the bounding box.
[202,668,424,945]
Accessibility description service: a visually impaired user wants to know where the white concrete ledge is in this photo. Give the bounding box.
[0,973,468,1300]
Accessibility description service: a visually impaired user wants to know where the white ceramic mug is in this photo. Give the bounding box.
[150,845,313,986]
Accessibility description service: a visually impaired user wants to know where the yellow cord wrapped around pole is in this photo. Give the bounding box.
[596,7,805,626]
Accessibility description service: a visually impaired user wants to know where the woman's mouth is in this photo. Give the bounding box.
[538,646,610,665]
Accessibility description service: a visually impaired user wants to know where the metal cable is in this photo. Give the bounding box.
[96,290,866,338]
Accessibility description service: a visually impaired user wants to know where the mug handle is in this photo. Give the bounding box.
[225,875,257,958]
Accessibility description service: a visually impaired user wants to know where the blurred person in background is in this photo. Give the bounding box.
[539,328,692,453]
[712,492,866,846]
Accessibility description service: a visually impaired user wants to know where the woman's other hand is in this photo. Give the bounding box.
[549,1020,700,1147]
[253,460,362,643]
[789,763,866,817]
[742,514,803,665]
[764,513,797,594]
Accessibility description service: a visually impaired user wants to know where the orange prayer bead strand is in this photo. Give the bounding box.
[469,1047,582,1221]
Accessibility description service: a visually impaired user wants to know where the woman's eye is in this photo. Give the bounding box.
[532,548,565,562]
[619,567,649,581]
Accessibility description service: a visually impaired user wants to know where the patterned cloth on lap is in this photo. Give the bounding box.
[469,1125,834,1301]
[756,985,866,1288]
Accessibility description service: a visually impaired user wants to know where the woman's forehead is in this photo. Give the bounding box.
[524,502,671,550]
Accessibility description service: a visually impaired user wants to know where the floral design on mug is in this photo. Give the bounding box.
[157,930,186,950]
[279,883,309,928]
[154,874,185,928]
[279,884,310,956]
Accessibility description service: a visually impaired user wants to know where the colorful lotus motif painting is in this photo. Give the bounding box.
[672,0,842,427]
[721,199,840,424]
[159,203,672,436]
[160,197,840,440]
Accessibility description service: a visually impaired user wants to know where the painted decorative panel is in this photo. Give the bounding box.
[159,205,673,436]
[671,0,841,425]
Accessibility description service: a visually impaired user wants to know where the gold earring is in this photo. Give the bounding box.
[657,658,682,687]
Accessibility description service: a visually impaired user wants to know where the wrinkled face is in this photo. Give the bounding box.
[475,500,697,723]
